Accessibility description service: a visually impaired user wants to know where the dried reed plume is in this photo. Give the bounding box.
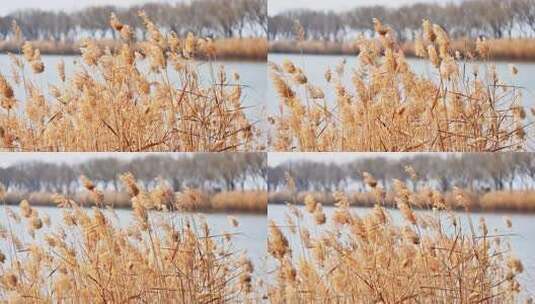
[0,12,260,152]
[269,19,532,152]
[0,176,260,303]
[268,172,528,303]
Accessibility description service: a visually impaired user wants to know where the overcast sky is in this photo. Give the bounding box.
[0,152,458,168]
[268,152,453,167]
[268,0,459,15]
[1,0,459,16]
[0,0,180,16]
[0,152,184,167]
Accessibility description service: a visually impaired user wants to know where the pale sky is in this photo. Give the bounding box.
[268,152,452,167]
[0,0,181,16]
[0,152,183,167]
[1,0,459,16]
[268,0,460,15]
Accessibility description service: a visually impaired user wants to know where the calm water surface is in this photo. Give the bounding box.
[0,206,267,275]
[268,53,535,113]
[269,204,535,296]
[0,54,267,124]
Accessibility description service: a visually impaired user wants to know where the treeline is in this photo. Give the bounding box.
[0,0,267,41]
[268,153,535,193]
[268,0,535,41]
[0,153,266,193]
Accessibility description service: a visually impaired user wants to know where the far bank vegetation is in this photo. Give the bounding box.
[269,153,535,212]
[0,154,267,213]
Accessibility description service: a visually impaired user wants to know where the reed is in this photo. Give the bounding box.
[404,38,535,62]
[479,191,535,212]
[270,38,535,61]
[212,38,268,61]
[270,189,535,213]
[0,38,268,61]
[268,171,528,303]
[3,190,267,213]
[269,40,358,56]
[211,191,268,213]
[0,13,261,152]
[0,175,260,303]
[269,19,532,152]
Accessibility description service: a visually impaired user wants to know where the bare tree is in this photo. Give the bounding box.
[268,153,535,193]
[269,0,535,41]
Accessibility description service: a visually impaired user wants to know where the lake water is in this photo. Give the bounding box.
[0,205,268,275]
[267,53,535,113]
[269,203,535,296]
[0,54,267,126]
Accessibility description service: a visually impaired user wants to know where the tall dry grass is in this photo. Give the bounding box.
[268,171,528,303]
[270,40,358,56]
[0,175,260,303]
[3,190,267,213]
[212,38,267,61]
[479,191,535,212]
[269,19,532,152]
[403,38,535,62]
[210,191,268,213]
[269,189,535,213]
[0,13,261,152]
[4,191,130,209]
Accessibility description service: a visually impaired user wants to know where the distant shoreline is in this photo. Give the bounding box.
[0,38,268,62]
[269,190,535,213]
[2,190,267,214]
[269,38,535,62]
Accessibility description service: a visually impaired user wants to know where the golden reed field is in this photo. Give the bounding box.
[268,171,529,303]
[0,175,262,303]
[4,190,267,214]
[1,166,531,302]
[269,19,532,152]
[0,15,532,153]
[1,0,534,301]
[0,13,263,152]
